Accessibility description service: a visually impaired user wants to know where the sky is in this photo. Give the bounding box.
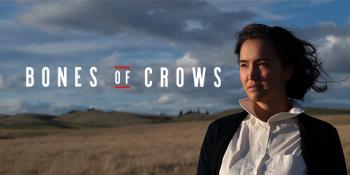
[0,0,350,115]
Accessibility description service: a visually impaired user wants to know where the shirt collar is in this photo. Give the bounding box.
[239,98,304,124]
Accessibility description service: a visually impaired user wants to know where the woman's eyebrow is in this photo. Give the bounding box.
[256,58,270,62]
[238,58,269,63]
[238,60,248,63]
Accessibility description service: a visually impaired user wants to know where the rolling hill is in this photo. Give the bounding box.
[56,110,156,128]
[1,107,350,130]
[0,113,71,129]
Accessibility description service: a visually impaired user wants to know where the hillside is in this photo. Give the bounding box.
[210,107,350,119]
[56,110,156,128]
[0,113,71,129]
[304,107,350,115]
[1,107,350,130]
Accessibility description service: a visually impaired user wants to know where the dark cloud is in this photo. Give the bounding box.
[1,0,348,115]
[291,23,350,73]
[292,22,350,41]
[0,98,87,115]
[117,52,245,111]
[19,0,256,46]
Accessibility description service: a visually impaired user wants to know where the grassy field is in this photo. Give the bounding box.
[0,114,349,175]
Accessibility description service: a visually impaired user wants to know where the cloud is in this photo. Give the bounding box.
[0,97,88,115]
[0,74,8,89]
[293,22,350,41]
[305,72,350,108]
[0,99,22,113]
[1,0,348,115]
[288,23,350,74]
[183,20,206,32]
[18,0,257,46]
[17,40,113,55]
[157,93,175,105]
[175,52,200,74]
[132,51,244,108]
[338,75,350,89]
[317,35,350,73]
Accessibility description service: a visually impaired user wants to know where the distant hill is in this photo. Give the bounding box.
[210,108,246,119]
[0,113,72,129]
[304,107,350,115]
[1,107,349,130]
[209,107,350,119]
[56,110,157,128]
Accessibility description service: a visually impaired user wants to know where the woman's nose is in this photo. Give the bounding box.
[248,65,260,81]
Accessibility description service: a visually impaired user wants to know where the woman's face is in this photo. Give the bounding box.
[239,39,292,103]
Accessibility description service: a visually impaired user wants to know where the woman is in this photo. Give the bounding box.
[197,24,347,175]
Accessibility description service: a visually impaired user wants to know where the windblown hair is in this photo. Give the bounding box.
[234,23,329,100]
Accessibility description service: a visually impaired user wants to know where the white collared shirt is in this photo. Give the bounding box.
[219,98,307,175]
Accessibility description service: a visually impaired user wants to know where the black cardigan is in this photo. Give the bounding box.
[196,111,347,175]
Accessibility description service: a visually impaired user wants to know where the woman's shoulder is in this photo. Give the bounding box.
[298,113,337,131]
[297,113,339,140]
[202,111,248,142]
[207,111,248,131]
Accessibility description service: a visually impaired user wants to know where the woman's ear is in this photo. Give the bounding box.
[284,65,293,81]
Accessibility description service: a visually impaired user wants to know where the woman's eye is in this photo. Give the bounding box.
[240,64,247,68]
[258,63,268,68]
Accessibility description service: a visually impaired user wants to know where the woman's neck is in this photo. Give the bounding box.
[250,98,291,122]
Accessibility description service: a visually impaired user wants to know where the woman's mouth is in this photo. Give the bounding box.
[247,84,262,90]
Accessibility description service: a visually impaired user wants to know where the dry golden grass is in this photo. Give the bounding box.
[0,121,207,175]
[0,115,349,175]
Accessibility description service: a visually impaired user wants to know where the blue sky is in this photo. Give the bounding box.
[0,0,350,115]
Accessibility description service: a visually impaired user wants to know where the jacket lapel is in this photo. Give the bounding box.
[297,113,315,174]
[214,111,248,175]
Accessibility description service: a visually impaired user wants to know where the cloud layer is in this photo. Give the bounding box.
[0,0,349,115]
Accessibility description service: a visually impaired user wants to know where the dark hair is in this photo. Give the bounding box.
[234,23,329,100]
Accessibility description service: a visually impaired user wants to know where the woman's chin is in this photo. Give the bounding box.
[247,93,267,102]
